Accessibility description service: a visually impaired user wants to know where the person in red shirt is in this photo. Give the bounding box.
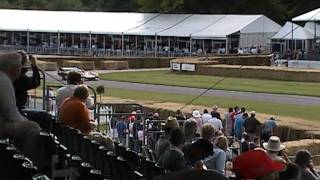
[59,85,96,135]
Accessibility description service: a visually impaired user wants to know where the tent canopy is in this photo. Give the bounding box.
[0,9,280,39]
[272,21,314,40]
[292,8,320,21]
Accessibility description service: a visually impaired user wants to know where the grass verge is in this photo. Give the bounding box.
[100,70,320,97]
[105,87,320,121]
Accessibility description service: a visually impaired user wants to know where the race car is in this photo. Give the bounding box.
[57,67,99,81]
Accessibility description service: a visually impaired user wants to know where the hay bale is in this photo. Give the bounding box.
[283,139,320,156]
[62,60,95,70]
[101,61,129,70]
[37,60,58,71]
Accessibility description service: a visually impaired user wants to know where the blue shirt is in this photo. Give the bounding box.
[234,116,245,139]
[261,120,276,134]
[116,120,127,138]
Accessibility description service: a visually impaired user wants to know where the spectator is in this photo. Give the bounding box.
[174,110,187,120]
[279,162,301,180]
[207,114,223,132]
[261,116,277,143]
[116,115,127,145]
[241,132,251,153]
[204,135,228,174]
[243,111,261,140]
[233,149,285,179]
[59,85,96,135]
[132,117,143,152]
[201,109,212,124]
[0,52,41,161]
[210,105,221,120]
[56,71,94,109]
[183,119,197,143]
[155,116,179,159]
[183,138,213,168]
[234,113,248,140]
[224,107,234,136]
[201,123,216,142]
[294,149,320,180]
[14,51,41,110]
[157,127,187,171]
[191,110,202,136]
[263,136,288,163]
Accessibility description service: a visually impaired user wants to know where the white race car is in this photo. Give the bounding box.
[57,67,99,81]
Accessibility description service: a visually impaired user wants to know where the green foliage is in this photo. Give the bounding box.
[138,0,183,12]
[0,0,318,24]
[96,85,105,94]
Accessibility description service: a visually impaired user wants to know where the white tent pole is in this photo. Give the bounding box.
[155,33,158,57]
[189,35,192,57]
[211,39,214,53]
[103,35,106,50]
[135,35,138,52]
[168,37,171,56]
[58,31,60,54]
[72,33,74,48]
[89,31,92,56]
[225,36,228,54]
[202,39,205,53]
[314,20,317,50]
[121,32,124,56]
[27,29,30,53]
[11,32,14,45]
[291,21,294,55]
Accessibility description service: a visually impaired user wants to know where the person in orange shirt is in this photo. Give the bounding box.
[59,85,96,135]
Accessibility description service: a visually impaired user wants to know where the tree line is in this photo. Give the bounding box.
[0,0,319,24]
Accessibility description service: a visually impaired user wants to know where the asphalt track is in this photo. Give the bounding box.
[44,70,320,106]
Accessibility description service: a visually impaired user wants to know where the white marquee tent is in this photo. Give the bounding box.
[272,21,314,40]
[292,8,320,22]
[0,9,280,41]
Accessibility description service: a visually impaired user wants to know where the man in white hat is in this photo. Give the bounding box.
[191,110,202,136]
[263,136,288,163]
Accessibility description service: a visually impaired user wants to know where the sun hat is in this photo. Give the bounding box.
[233,149,285,179]
[192,110,201,118]
[263,136,285,152]
[250,111,256,115]
[162,116,179,129]
[212,105,218,110]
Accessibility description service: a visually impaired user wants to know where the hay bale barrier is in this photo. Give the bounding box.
[196,65,320,82]
[62,60,95,70]
[37,60,58,71]
[37,56,172,69]
[101,61,129,70]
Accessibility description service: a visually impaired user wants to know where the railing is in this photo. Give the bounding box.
[0,45,206,57]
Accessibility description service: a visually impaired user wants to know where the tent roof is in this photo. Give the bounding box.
[0,9,280,39]
[304,22,320,37]
[272,21,314,40]
[292,8,320,21]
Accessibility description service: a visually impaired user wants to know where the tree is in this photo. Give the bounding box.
[138,0,183,13]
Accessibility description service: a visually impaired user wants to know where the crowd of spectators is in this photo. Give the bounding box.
[0,51,319,179]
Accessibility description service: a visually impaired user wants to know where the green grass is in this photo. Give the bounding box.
[100,70,320,97]
[105,88,320,121]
